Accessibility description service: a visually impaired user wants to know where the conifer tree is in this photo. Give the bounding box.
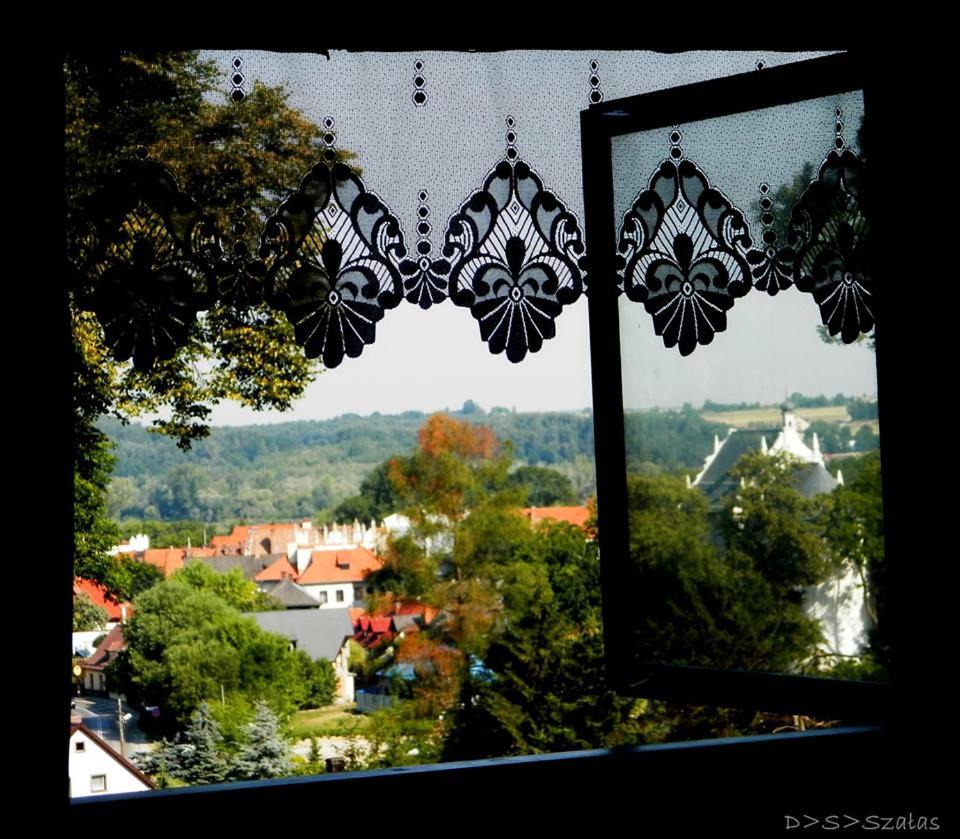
[231,701,291,781]
[134,701,231,785]
[175,701,231,785]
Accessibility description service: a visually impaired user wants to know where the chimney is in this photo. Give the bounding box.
[296,547,312,576]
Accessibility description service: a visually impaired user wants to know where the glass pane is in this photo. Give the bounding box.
[610,90,886,683]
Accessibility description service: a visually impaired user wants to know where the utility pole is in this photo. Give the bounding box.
[116,694,126,758]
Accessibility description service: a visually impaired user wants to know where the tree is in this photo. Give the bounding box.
[821,451,887,672]
[73,592,109,632]
[506,465,577,506]
[66,50,348,593]
[172,560,283,612]
[332,460,405,524]
[66,51,344,447]
[136,701,231,785]
[231,701,292,781]
[363,415,647,760]
[624,462,825,674]
[724,452,835,590]
[109,576,332,733]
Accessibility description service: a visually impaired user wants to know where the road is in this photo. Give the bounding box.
[70,695,153,759]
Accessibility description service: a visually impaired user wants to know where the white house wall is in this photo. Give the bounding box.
[300,583,356,608]
[804,561,872,660]
[69,729,151,798]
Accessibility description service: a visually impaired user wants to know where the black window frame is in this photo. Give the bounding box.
[56,45,942,826]
[581,51,897,723]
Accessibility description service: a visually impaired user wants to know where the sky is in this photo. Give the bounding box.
[183,49,876,427]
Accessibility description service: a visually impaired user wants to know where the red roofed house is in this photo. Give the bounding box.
[254,555,300,584]
[69,719,154,798]
[352,602,438,648]
[80,624,125,694]
[141,546,218,576]
[296,547,383,608]
[520,506,592,530]
[73,578,132,624]
[142,548,186,577]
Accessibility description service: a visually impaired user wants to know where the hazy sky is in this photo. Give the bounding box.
[185,49,875,427]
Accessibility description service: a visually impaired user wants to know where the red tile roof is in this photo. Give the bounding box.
[73,578,131,623]
[210,525,250,549]
[394,602,426,616]
[520,506,591,529]
[142,548,186,576]
[298,547,383,585]
[369,617,393,634]
[255,555,299,582]
[83,625,125,671]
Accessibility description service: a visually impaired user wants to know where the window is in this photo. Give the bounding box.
[336,590,344,603]
[318,592,328,605]
[75,741,85,752]
[61,47,939,828]
[582,52,890,722]
[90,775,106,793]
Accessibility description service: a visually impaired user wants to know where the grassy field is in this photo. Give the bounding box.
[290,705,370,739]
[701,405,850,428]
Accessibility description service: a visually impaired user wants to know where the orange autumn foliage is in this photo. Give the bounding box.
[417,413,498,460]
[396,632,463,716]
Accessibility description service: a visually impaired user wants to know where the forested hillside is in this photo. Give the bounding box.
[101,405,726,527]
[103,395,877,530]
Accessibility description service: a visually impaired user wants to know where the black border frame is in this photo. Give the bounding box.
[52,44,947,826]
[581,52,892,719]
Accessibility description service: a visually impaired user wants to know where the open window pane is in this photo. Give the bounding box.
[582,57,890,727]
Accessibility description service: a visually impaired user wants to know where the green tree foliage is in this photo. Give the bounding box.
[231,701,292,781]
[624,405,727,472]
[506,465,577,506]
[358,416,645,761]
[73,592,109,632]
[820,451,887,672]
[109,578,335,734]
[171,561,283,612]
[66,50,337,594]
[620,454,832,675]
[847,399,879,420]
[136,701,230,785]
[66,51,333,447]
[97,406,750,525]
[332,460,405,524]
[724,452,836,589]
[115,519,212,550]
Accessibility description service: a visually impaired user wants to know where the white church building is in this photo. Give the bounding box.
[691,404,870,662]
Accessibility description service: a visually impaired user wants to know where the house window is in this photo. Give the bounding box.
[90,774,107,793]
[318,592,328,605]
[75,740,85,752]
[336,590,345,603]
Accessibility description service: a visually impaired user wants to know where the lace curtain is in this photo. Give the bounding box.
[68,49,868,376]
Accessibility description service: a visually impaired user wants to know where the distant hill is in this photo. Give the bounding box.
[101,406,728,526]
